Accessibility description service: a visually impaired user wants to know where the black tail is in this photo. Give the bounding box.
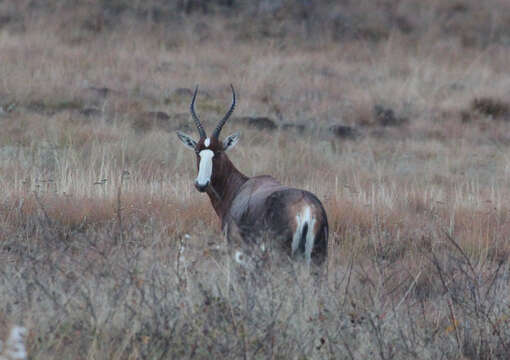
[299,223,308,254]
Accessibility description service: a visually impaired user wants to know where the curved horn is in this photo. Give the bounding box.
[190,85,206,139]
[212,84,236,139]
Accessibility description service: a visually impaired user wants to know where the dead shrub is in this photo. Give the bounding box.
[471,97,510,120]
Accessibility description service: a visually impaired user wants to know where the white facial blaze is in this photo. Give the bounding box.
[196,149,214,186]
[204,137,210,147]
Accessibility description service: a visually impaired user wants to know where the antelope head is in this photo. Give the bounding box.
[177,85,240,192]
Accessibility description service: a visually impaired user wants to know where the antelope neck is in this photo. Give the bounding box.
[206,153,248,224]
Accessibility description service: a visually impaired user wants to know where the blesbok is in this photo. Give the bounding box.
[176,85,328,267]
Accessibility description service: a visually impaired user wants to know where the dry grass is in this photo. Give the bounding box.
[1,2,510,359]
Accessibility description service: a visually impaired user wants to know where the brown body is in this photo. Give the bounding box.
[177,85,328,266]
[206,155,328,266]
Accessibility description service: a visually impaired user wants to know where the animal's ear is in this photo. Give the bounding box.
[176,131,197,150]
[223,132,241,151]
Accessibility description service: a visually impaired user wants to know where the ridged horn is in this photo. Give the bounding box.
[212,84,236,139]
[190,85,206,139]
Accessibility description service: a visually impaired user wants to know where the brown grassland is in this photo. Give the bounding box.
[1,1,510,359]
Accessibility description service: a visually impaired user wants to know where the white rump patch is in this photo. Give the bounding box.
[196,149,214,186]
[204,137,210,147]
[292,206,317,264]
